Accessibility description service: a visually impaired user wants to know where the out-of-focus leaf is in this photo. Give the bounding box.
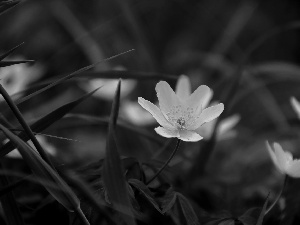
[128,179,161,213]
[0,124,80,212]
[176,192,200,225]
[0,60,34,67]
[0,162,25,225]
[102,80,136,225]
[0,0,20,16]
[0,88,100,157]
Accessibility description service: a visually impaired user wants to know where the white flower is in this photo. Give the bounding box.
[266,141,300,178]
[0,56,44,99]
[138,75,224,142]
[291,97,300,119]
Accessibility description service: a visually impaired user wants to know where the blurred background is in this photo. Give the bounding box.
[2,0,300,223]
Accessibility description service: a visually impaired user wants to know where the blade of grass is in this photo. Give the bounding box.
[0,87,101,158]
[102,80,136,225]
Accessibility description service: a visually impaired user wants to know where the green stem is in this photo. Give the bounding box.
[0,84,55,169]
[146,139,181,185]
[265,175,288,215]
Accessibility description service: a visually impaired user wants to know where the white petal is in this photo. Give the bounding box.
[266,141,280,170]
[291,97,300,119]
[175,75,191,101]
[178,130,203,142]
[156,81,181,116]
[185,85,212,113]
[287,159,300,178]
[188,103,224,130]
[273,143,289,173]
[154,127,179,138]
[138,98,174,129]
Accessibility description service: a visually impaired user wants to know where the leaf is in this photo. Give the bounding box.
[128,179,161,213]
[0,124,80,212]
[176,192,200,225]
[0,88,101,158]
[102,80,136,225]
[255,194,269,225]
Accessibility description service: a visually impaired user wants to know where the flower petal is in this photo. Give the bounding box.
[291,97,300,119]
[138,97,174,129]
[273,142,289,173]
[154,127,179,138]
[185,85,212,113]
[287,159,300,178]
[178,130,203,142]
[266,141,280,170]
[175,75,191,101]
[156,81,180,116]
[188,103,224,130]
[217,115,240,135]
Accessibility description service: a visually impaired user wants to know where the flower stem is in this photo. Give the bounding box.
[265,175,288,215]
[146,139,181,185]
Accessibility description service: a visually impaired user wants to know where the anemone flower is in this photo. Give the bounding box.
[266,141,300,178]
[138,75,224,142]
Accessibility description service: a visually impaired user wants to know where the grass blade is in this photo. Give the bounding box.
[102,80,136,225]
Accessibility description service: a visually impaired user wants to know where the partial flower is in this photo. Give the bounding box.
[81,66,136,100]
[266,141,300,178]
[0,55,44,99]
[291,97,300,119]
[138,75,224,142]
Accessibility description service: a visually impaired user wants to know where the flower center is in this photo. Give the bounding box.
[166,105,198,129]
